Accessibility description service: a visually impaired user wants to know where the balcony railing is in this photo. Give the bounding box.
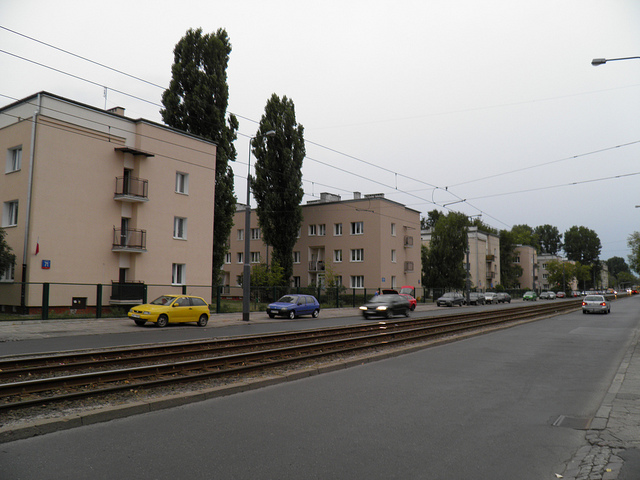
[486,271,496,279]
[404,261,414,272]
[114,176,149,202]
[404,235,413,247]
[112,227,147,252]
[486,254,495,261]
[309,260,325,272]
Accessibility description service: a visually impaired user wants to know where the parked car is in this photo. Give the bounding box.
[129,295,210,328]
[484,292,497,304]
[496,292,511,303]
[360,294,411,319]
[267,294,320,319]
[523,291,537,301]
[582,295,610,314]
[540,291,556,300]
[556,291,566,298]
[465,292,485,305]
[382,289,417,311]
[436,292,465,307]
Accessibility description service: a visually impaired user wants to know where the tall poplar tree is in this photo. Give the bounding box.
[160,28,238,287]
[422,212,469,289]
[251,94,305,282]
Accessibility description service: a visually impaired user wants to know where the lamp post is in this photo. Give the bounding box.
[243,130,276,322]
[592,56,640,66]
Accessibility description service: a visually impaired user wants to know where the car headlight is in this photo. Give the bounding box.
[376,306,387,311]
[359,306,367,310]
[143,311,150,315]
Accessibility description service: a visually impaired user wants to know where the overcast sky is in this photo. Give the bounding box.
[2,1,640,263]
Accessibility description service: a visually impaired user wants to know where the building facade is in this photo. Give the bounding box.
[0,92,216,311]
[222,192,422,291]
[514,245,538,290]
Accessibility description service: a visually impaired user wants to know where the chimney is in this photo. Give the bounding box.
[354,192,361,199]
[107,106,125,116]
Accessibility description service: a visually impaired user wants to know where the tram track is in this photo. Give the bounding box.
[0,301,584,413]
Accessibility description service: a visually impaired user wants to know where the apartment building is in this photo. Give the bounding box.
[514,245,538,290]
[421,226,501,290]
[537,253,578,292]
[222,192,422,290]
[0,92,216,311]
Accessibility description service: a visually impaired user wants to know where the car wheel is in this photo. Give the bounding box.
[156,314,168,328]
[312,309,320,318]
[582,310,587,314]
[197,314,208,327]
[288,310,296,319]
[268,312,276,319]
[134,319,146,326]
[410,304,416,311]
[404,308,410,317]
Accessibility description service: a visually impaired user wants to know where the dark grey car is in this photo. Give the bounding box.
[360,294,411,319]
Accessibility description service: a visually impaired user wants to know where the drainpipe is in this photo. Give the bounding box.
[20,93,41,313]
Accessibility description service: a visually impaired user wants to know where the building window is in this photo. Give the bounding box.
[237,252,243,263]
[250,252,260,263]
[175,172,189,194]
[391,249,396,263]
[351,275,364,288]
[251,228,261,240]
[6,147,21,173]
[334,223,342,236]
[309,224,317,236]
[172,263,186,285]
[2,200,18,227]
[334,249,342,263]
[235,275,243,286]
[0,262,15,282]
[391,276,396,288]
[336,275,343,286]
[173,217,187,239]
[293,276,301,288]
[224,253,231,264]
[350,221,363,235]
[391,223,396,236]
[318,224,326,236]
[350,248,364,262]
[237,229,244,241]
[515,256,521,263]
[293,251,301,264]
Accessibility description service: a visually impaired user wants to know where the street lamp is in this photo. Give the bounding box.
[591,56,640,66]
[243,130,276,322]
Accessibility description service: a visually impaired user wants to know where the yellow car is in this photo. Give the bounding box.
[128,295,210,327]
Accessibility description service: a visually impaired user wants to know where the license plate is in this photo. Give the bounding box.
[131,314,140,318]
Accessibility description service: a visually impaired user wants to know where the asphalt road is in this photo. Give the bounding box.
[1,297,639,479]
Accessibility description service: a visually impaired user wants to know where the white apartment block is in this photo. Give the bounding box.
[0,92,216,311]
[222,192,422,291]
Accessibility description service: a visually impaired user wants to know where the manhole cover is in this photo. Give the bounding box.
[552,415,592,430]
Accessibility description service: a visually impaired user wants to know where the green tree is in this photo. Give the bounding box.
[499,229,523,288]
[546,259,575,291]
[511,224,539,249]
[574,262,592,291]
[250,259,285,287]
[627,232,640,275]
[251,94,305,283]
[564,226,601,288]
[422,212,468,289]
[420,209,443,230]
[160,27,239,287]
[0,228,16,276]
[534,224,562,254]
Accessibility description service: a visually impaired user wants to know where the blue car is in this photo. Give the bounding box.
[266,294,321,319]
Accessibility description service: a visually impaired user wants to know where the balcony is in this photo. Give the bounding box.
[486,254,495,261]
[486,271,496,279]
[114,176,149,202]
[110,281,145,305]
[404,235,414,247]
[112,227,147,252]
[309,260,325,272]
[404,261,414,273]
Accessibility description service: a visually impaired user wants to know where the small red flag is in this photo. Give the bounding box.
[35,238,39,255]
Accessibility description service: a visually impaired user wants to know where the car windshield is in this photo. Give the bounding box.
[369,295,394,303]
[276,296,297,304]
[525,291,534,295]
[399,287,413,295]
[442,293,456,298]
[150,295,175,306]
[585,295,604,302]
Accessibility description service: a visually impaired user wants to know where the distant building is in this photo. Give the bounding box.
[222,192,421,291]
[514,245,537,290]
[537,253,577,292]
[0,92,217,311]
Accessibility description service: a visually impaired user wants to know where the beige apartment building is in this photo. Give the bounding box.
[537,253,578,292]
[222,192,422,291]
[0,92,216,311]
[421,226,501,290]
[514,245,538,290]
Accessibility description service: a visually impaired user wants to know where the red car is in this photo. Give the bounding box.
[382,286,417,311]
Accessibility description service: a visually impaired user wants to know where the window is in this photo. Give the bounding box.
[293,276,301,288]
[391,276,396,289]
[251,251,260,263]
[224,253,231,264]
[237,252,243,263]
[515,256,521,263]
[350,248,364,262]
[351,275,364,288]
[172,263,185,285]
[309,224,317,236]
[391,223,396,236]
[293,251,301,264]
[334,223,342,236]
[350,221,363,235]
[175,172,189,194]
[0,262,15,282]
[251,228,261,240]
[6,147,21,173]
[336,275,343,286]
[237,229,244,241]
[2,201,18,227]
[173,217,187,239]
[334,249,343,263]
[318,224,326,236]
[391,249,396,263]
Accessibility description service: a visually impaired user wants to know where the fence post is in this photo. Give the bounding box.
[96,284,102,318]
[335,286,339,308]
[42,282,49,320]
[143,284,148,304]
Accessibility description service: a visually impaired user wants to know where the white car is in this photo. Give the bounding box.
[582,295,610,314]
